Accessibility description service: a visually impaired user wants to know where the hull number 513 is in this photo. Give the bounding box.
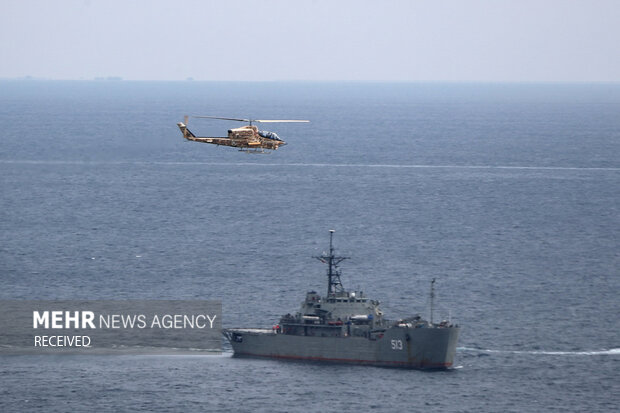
[391,339,403,350]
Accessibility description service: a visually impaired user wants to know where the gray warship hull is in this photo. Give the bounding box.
[224,325,460,369]
[224,231,461,370]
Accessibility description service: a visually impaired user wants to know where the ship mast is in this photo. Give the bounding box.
[430,278,436,325]
[314,230,349,296]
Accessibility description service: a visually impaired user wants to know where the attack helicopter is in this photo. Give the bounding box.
[176,115,309,153]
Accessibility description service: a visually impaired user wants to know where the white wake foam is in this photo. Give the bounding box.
[2,159,619,171]
[458,347,620,356]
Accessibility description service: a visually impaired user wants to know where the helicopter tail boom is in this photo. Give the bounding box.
[177,122,237,147]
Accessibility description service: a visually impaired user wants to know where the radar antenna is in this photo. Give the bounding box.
[314,230,349,296]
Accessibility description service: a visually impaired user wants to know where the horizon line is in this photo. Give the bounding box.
[2,77,620,85]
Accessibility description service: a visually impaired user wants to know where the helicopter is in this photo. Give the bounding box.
[176,115,309,153]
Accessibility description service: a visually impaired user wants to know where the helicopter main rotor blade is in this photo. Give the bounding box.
[192,116,310,124]
[193,116,251,122]
[253,120,310,123]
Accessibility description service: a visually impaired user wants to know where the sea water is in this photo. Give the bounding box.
[1,80,618,412]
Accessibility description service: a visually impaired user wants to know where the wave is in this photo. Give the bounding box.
[458,346,620,356]
[2,159,619,171]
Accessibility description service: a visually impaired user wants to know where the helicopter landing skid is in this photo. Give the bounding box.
[238,148,272,154]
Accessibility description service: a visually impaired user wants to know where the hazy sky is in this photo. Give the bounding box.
[1,0,618,82]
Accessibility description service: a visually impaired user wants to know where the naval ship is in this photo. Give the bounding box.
[224,231,460,369]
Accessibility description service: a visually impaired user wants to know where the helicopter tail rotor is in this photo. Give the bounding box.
[177,117,196,140]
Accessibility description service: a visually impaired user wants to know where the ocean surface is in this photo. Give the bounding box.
[1,80,619,412]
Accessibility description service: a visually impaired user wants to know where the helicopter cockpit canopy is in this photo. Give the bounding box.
[258,130,282,141]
